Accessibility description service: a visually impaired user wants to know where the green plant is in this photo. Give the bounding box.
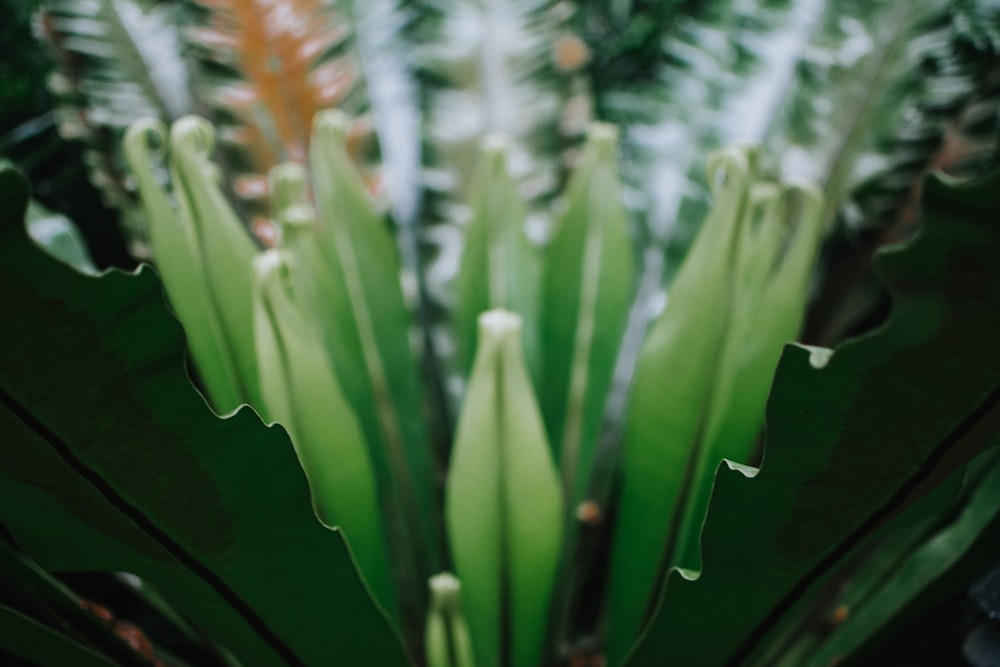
[1,1,999,666]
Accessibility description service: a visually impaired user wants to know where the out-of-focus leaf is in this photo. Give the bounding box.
[169,116,262,408]
[282,109,439,640]
[446,310,563,667]
[425,573,475,667]
[183,0,372,233]
[673,180,825,571]
[0,541,156,667]
[765,0,947,227]
[253,245,397,624]
[541,123,635,506]
[0,604,119,667]
[38,0,191,255]
[416,0,591,218]
[592,0,809,260]
[805,453,1000,667]
[605,146,756,664]
[454,138,539,380]
[626,167,1000,666]
[123,118,250,414]
[0,165,411,667]
[414,0,594,417]
[26,199,97,275]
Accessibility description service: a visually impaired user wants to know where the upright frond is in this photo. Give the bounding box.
[413,0,595,418]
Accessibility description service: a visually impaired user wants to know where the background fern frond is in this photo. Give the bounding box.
[416,0,592,221]
[345,0,422,228]
[588,0,809,260]
[800,0,1000,345]
[183,0,371,240]
[575,0,814,511]
[411,0,596,424]
[36,0,190,256]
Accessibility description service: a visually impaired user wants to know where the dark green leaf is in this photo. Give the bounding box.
[0,604,119,667]
[626,167,1000,666]
[0,165,411,667]
[808,453,1000,667]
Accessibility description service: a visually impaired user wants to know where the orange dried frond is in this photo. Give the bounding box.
[187,0,364,182]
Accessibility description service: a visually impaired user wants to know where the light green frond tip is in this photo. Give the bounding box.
[123,117,243,413]
[455,136,540,380]
[426,573,476,667]
[446,310,563,667]
[168,116,263,408]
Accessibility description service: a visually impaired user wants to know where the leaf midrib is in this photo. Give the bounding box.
[0,386,305,667]
[726,382,1000,666]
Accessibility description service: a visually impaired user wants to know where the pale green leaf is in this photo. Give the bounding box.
[123,118,243,413]
[540,123,635,507]
[454,137,540,380]
[253,247,397,624]
[446,310,563,667]
[282,109,439,634]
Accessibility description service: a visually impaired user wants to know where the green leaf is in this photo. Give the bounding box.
[0,165,410,667]
[0,604,119,667]
[26,199,98,275]
[626,167,1000,666]
[283,109,439,635]
[454,138,540,379]
[606,146,758,664]
[804,452,1000,667]
[425,573,475,667]
[253,247,398,624]
[168,116,263,408]
[446,310,563,667]
[124,118,243,413]
[540,123,635,506]
[673,180,825,570]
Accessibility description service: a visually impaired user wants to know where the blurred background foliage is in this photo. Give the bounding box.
[1,0,1000,665]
